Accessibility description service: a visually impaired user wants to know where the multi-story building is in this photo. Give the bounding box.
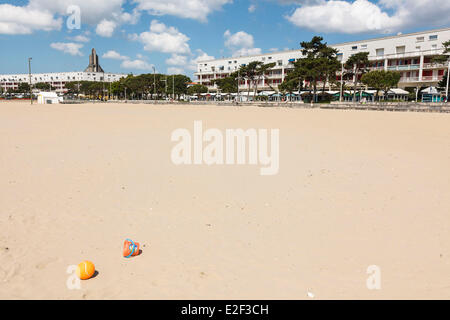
[0,49,127,93]
[195,28,450,92]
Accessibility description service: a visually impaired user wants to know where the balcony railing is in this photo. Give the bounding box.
[387,64,420,71]
[369,48,444,60]
[399,77,419,83]
[423,62,449,69]
[422,75,444,81]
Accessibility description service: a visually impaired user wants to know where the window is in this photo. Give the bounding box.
[351,46,357,50]
[361,44,367,49]
[376,48,384,56]
[416,36,424,42]
[396,46,405,54]
[429,35,438,41]
[277,60,282,66]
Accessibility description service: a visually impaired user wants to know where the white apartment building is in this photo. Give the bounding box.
[195,27,450,92]
[0,49,127,93]
[0,72,127,93]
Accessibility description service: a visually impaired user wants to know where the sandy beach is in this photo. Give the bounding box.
[1,100,449,299]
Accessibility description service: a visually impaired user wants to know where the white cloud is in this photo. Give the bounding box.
[224,30,262,57]
[134,0,232,22]
[0,0,139,35]
[286,0,401,33]
[379,0,450,28]
[70,35,90,42]
[286,0,450,34]
[187,49,215,71]
[166,54,188,66]
[278,0,325,4]
[121,59,154,70]
[224,30,255,49]
[96,19,117,37]
[0,4,62,35]
[103,50,153,71]
[232,47,262,57]
[248,4,257,12]
[103,50,129,60]
[132,20,191,54]
[28,0,126,25]
[50,42,84,56]
[167,67,184,75]
[114,8,141,25]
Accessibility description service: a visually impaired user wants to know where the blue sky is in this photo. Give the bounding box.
[0,0,449,79]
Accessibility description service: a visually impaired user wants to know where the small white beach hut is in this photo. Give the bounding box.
[37,92,63,104]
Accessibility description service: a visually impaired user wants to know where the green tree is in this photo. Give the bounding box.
[434,41,450,93]
[214,76,238,93]
[35,82,53,91]
[292,36,340,102]
[167,74,191,99]
[237,61,261,100]
[17,82,30,93]
[253,62,276,96]
[432,40,450,64]
[187,84,208,95]
[361,70,401,101]
[279,67,305,96]
[111,79,127,99]
[236,61,277,100]
[380,71,401,99]
[125,75,146,99]
[438,71,448,88]
[344,52,370,101]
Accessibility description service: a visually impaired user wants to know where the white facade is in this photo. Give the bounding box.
[0,71,127,93]
[196,27,450,91]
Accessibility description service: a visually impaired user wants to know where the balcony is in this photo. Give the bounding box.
[369,48,442,60]
[423,61,449,69]
[387,64,420,71]
[422,75,444,81]
[399,77,419,83]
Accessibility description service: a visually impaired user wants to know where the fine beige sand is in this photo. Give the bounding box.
[1,100,449,299]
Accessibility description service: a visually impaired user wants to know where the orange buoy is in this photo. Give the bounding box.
[123,239,140,258]
[76,261,95,280]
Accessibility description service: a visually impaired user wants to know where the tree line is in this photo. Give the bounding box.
[65,73,192,100]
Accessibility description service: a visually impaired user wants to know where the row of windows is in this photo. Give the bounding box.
[351,34,438,52]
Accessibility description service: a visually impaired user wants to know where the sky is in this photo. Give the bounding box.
[0,0,449,79]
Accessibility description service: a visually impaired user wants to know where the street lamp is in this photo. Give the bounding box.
[237,69,240,103]
[28,57,33,105]
[152,66,156,100]
[446,58,450,102]
[161,77,167,100]
[340,62,344,103]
